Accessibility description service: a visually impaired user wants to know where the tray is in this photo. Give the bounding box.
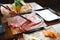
[36,8,60,21]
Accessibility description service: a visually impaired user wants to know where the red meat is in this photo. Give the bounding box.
[8,13,42,33]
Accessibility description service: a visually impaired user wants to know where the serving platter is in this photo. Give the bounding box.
[9,13,47,35]
[35,8,60,21]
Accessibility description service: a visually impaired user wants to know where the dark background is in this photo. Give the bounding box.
[0,0,60,9]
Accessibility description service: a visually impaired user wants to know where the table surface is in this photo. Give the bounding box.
[0,8,60,40]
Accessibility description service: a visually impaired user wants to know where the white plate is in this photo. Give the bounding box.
[29,2,43,10]
[50,23,60,33]
[36,9,59,21]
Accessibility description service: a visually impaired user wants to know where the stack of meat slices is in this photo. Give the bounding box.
[8,13,43,33]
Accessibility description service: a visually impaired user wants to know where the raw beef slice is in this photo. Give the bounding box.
[8,14,42,33]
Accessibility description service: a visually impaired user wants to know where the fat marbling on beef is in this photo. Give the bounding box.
[8,13,42,33]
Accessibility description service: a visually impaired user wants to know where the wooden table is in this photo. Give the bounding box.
[0,8,60,40]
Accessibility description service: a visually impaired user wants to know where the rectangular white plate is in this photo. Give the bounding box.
[36,9,59,21]
[29,2,43,10]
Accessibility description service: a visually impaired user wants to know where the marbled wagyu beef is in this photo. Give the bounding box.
[8,13,42,33]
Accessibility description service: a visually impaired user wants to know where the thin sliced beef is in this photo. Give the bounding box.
[8,16,27,28]
[8,13,42,33]
[22,13,42,24]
